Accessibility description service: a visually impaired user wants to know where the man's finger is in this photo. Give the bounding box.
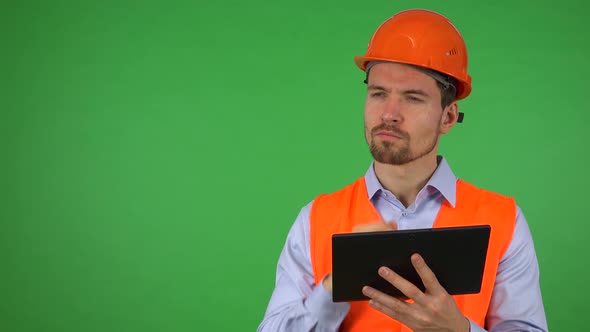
[362,285,409,316]
[353,221,397,233]
[411,253,445,295]
[376,266,427,304]
[368,298,400,320]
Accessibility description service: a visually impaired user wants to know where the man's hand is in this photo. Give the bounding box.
[323,221,398,294]
[352,222,397,234]
[361,253,470,332]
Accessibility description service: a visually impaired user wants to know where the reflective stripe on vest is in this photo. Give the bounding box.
[310,177,516,331]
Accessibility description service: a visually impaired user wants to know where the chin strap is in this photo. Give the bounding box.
[458,112,464,123]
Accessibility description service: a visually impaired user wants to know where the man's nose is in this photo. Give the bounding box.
[381,99,403,123]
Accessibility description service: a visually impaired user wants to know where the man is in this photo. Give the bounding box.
[258,9,547,332]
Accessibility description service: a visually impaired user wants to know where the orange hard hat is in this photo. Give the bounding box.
[354,9,472,100]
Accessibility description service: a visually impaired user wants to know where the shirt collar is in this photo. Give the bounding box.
[364,155,458,207]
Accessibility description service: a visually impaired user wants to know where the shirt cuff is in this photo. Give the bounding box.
[469,319,487,332]
[304,282,350,328]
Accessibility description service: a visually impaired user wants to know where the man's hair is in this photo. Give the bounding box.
[436,79,457,109]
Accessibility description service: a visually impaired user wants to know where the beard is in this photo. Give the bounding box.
[367,124,439,165]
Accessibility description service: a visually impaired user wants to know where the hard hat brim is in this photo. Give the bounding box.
[354,55,472,100]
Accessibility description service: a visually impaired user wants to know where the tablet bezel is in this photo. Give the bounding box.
[331,225,491,302]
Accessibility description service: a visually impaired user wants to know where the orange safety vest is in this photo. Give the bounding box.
[310,177,516,331]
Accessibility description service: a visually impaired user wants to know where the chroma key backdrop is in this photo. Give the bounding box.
[2,0,588,331]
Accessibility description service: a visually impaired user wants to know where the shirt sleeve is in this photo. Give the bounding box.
[257,202,350,332]
[471,206,548,332]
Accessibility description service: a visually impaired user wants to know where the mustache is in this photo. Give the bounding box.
[370,124,409,139]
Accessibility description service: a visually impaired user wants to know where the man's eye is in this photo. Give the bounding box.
[370,92,385,98]
[406,95,424,102]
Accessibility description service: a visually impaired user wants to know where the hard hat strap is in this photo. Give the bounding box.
[364,61,456,92]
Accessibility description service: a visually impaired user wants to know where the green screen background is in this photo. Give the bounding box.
[2,0,587,330]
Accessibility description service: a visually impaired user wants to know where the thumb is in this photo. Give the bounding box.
[385,220,398,230]
[353,221,398,233]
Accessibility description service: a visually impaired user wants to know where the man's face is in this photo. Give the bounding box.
[364,62,451,165]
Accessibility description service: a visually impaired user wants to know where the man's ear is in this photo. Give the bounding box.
[440,102,459,134]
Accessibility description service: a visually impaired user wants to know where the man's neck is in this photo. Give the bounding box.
[373,155,439,208]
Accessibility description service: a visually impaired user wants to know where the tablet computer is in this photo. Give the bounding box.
[331,225,490,302]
